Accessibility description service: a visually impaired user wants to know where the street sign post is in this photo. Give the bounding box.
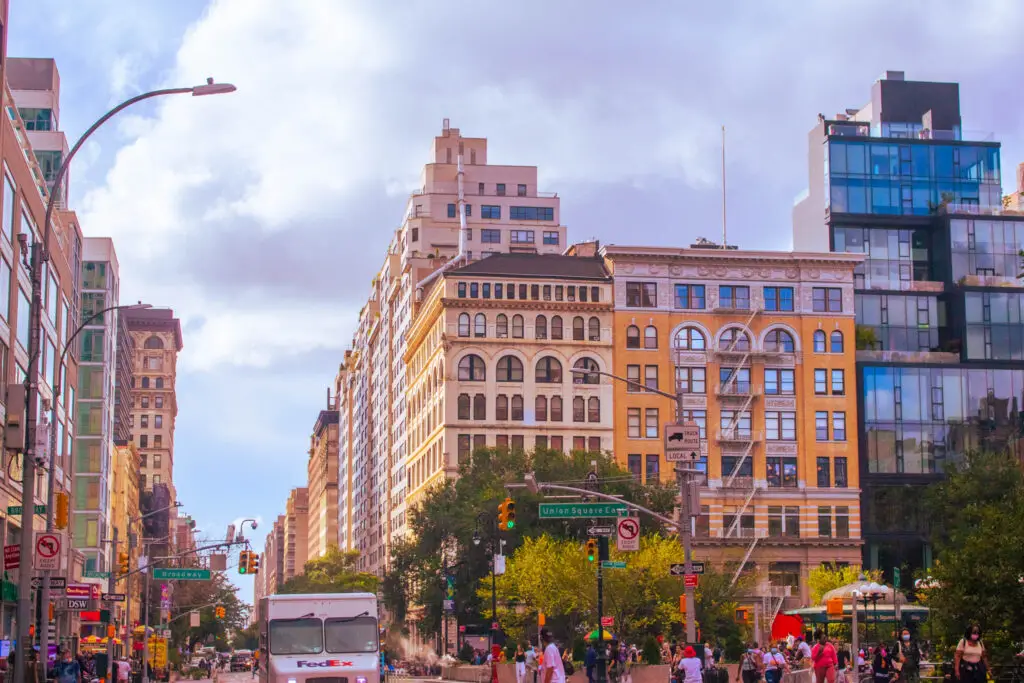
[31,577,66,589]
[102,594,126,602]
[586,526,613,536]
[616,518,640,552]
[7,505,46,515]
[665,423,702,462]
[83,570,110,579]
[152,568,212,581]
[538,503,628,519]
[670,562,705,576]
[33,532,62,571]
[601,561,626,569]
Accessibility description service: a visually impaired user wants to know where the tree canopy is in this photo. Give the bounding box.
[167,571,248,651]
[278,545,380,594]
[807,564,883,605]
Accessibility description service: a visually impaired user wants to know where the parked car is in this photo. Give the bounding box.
[231,651,253,672]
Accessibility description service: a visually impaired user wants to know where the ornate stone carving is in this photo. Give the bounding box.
[714,266,728,277]
[674,351,708,365]
[741,267,755,278]
[681,395,708,410]
[698,266,712,277]
[808,268,821,279]
[620,263,635,274]
[765,442,798,456]
[785,268,799,279]
[649,264,662,275]
[670,265,682,276]
[764,397,797,411]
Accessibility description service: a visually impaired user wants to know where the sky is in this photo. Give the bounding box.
[8,0,1023,605]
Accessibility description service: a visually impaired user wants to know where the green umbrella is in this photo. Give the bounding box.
[587,629,615,641]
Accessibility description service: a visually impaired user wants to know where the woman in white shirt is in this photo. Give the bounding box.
[678,646,703,683]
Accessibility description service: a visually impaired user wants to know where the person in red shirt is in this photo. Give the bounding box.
[811,631,838,683]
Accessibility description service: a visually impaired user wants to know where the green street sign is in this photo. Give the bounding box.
[601,561,627,569]
[152,568,211,581]
[538,503,628,519]
[7,505,46,515]
[83,570,110,579]
[893,567,901,589]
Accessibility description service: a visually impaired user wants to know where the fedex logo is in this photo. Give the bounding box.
[296,660,353,668]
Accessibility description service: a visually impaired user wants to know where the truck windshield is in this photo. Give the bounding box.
[325,616,379,653]
[269,618,323,655]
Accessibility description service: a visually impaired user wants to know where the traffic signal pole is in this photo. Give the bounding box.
[107,527,118,681]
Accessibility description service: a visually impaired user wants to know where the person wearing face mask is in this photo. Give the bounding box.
[954,626,990,683]
[893,629,920,683]
[762,645,787,683]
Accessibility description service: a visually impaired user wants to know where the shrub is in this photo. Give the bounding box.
[641,637,661,665]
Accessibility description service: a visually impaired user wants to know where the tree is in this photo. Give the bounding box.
[923,450,1024,659]
[807,564,883,605]
[167,572,249,651]
[278,545,379,594]
[232,623,259,650]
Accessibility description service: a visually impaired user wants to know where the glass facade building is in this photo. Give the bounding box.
[793,71,1022,579]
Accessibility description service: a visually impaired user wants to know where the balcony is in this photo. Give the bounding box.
[714,383,762,400]
[715,429,763,444]
[713,527,767,540]
[720,475,755,491]
[957,274,1024,288]
[856,349,959,364]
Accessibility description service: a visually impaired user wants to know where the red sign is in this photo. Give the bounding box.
[4,544,19,570]
[684,575,699,588]
[458,625,466,633]
[491,621,498,631]
[79,611,101,623]
[600,616,614,627]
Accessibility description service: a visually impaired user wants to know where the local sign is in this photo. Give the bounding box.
[601,561,626,569]
[665,422,702,462]
[33,532,61,571]
[586,526,613,536]
[600,616,614,627]
[60,598,90,611]
[538,503,628,519]
[102,593,126,602]
[684,575,699,588]
[669,563,706,576]
[616,517,640,552]
[31,576,66,589]
[4,544,19,570]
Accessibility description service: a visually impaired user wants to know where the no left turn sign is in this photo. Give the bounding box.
[34,532,62,571]
[616,517,640,552]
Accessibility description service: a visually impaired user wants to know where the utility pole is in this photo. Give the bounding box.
[594,537,608,683]
[125,532,136,656]
[675,391,698,645]
[106,527,119,681]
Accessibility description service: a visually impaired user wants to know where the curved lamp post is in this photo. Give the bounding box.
[16,78,235,683]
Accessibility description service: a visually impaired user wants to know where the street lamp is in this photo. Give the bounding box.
[474,514,503,650]
[15,78,234,681]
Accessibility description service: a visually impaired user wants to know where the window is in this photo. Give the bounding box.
[535,357,562,383]
[470,283,479,298]
[155,378,164,389]
[818,507,832,537]
[496,314,508,338]
[0,257,9,322]
[142,377,150,389]
[141,415,149,428]
[481,205,501,219]
[458,355,485,381]
[141,397,150,409]
[496,355,524,382]
[411,227,419,242]
[550,397,563,422]
[719,285,750,310]
[765,411,796,441]
[535,435,548,450]
[535,315,548,339]
[511,395,524,420]
[832,412,847,441]
[140,435,148,448]
[813,330,826,353]
[644,365,658,391]
[813,287,843,312]
[458,282,467,298]
[674,284,706,309]
[720,367,750,393]
[720,410,751,438]
[573,358,600,384]
[510,206,555,221]
[627,408,641,438]
[496,395,509,421]
[588,316,600,341]
[542,285,551,300]
[579,287,588,302]
[764,286,794,312]
[572,316,585,341]
[510,230,535,243]
[766,457,798,488]
[572,436,586,452]
[830,331,844,353]
[535,396,548,422]
[764,329,795,353]
[644,408,659,438]
[626,364,641,392]
[627,455,641,481]
[626,282,657,307]
[768,506,801,538]
[543,231,559,245]
[676,367,706,394]
[2,175,14,243]
[458,313,470,337]
[573,397,585,422]
[764,368,794,395]
[531,284,540,300]
[17,288,30,349]
[458,394,470,420]
[448,203,457,218]
[719,328,750,351]
[497,183,506,196]
[645,455,659,482]
[587,397,600,422]
[815,411,829,441]
[474,313,486,337]
[482,282,490,298]
[512,315,524,338]
[836,506,850,538]
[817,457,831,487]
[458,435,471,461]
[626,325,640,348]
[567,286,576,301]
[814,369,827,395]
[481,229,501,243]
[551,315,563,340]
[835,457,848,487]
[674,327,706,351]
[473,394,486,420]
[154,415,163,428]
[591,287,600,302]
[517,184,527,196]
[831,369,845,395]
[643,326,657,349]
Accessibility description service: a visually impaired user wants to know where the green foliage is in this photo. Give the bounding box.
[278,545,379,594]
[641,637,661,665]
[855,325,879,351]
[924,450,1024,660]
[167,571,248,651]
[807,564,883,605]
[231,623,259,651]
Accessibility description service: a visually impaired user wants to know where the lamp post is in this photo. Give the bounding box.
[39,302,151,661]
[472,514,502,648]
[14,78,235,683]
[124,502,181,666]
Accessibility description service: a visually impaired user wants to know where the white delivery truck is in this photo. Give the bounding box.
[258,593,380,683]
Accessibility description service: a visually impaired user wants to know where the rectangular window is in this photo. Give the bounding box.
[410,227,419,241]
[496,183,506,196]
[579,287,588,302]
[481,205,501,219]
[542,285,551,300]
[816,457,831,487]
[591,286,600,302]
[627,454,641,481]
[644,408,659,438]
[813,287,843,312]
[481,229,501,243]
[764,368,795,395]
[447,203,457,218]
[155,415,163,428]
[517,184,527,197]
[550,435,563,452]
[554,286,563,301]
[831,369,845,395]
[469,282,479,298]
[509,206,554,221]
[588,436,601,452]
[815,411,829,441]
[573,436,586,452]
[567,286,576,301]
[645,455,659,482]
[457,282,466,298]
[765,411,796,441]
[625,282,657,307]
[495,434,509,450]
[674,284,706,309]
[676,367,706,394]
[832,411,847,441]
[510,230,535,243]
[482,283,491,299]
[530,284,540,299]
[2,175,14,243]
[478,182,485,195]
[16,288,30,350]
[720,410,751,438]
[519,284,527,299]
[679,410,707,438]
[0,257,10,323]
[543,231,559,245]
[458,435,471,461]
[814,368,827,394]
[766,457,798,488]
[763,287,795,312]
[719,285,750,310]
[834,457,848,487]
[835,506,850,538]
[644,365,658,391]
[627,408,641,438]
[818,506,832,537]
[626,365,641,392]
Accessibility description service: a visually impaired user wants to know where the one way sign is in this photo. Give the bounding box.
[669,562,705,576]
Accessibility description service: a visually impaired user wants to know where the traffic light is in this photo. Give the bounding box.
[239,550,250,574]
[247,552,259,575]
[497,497,515,530]
[585,539,597,562]
[215,606,225,619]
[54,492,69,530]
[118,552,129,575]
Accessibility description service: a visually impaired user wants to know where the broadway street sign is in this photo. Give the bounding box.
[152,568,211,581]
[539,503,628,519]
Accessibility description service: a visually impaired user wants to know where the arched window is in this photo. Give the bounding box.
[458,313,470,337]
[458,354,485,381]
[496,395,509,420]
[550,396,564,421]
[626,325,640,348]
[474,313,486,337]
[573,357,600,384]
[144,336,164,350]
[141,377,150,389]
[496,355,524,382]
[719,328,750,351]
[644,326,658,349]
[496,314,508,338]
[155,378,164,389]
[830,331,844,353]
[573,396,586,422]
[457,394,470,420]
[473,394,486,420]
[813,330,826,353]
[535,357,563,383]
[674,327,706,351]
[535,315,548,340]
[572,316,585,341]
[535,396,548,422]
[512,315,524,339]
[764,329,795,353]
[588,316,601,341]
[588,397,600,422]
[511,395,524,421]
[551,316,563,340]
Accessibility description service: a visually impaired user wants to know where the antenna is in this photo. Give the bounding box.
[721,125,728,249]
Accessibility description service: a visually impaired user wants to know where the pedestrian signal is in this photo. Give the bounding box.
[585,539,597,562]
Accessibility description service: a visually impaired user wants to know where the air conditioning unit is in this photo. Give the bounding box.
[590,334,600,341]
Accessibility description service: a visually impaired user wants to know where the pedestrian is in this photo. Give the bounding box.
[736,646,760,683]
[954,626,989,683]
[585,642,597,683]
[514,645,527,683]
[540,629,566,683]
[117,657,131,683]
[872,643,893,683]
[678,647,702,683]
[763,645,787,683]
[811,631,837,683]
[893,628,920,683]
[526,644,539,683]
[53,649,81,683]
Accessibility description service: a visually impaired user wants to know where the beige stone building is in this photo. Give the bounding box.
[283,488,309,581]
[307,406,339,560]
[124,308,182,500]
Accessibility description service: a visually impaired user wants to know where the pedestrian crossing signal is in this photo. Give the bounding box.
[498,497,516,530]
[586,539,597,562]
